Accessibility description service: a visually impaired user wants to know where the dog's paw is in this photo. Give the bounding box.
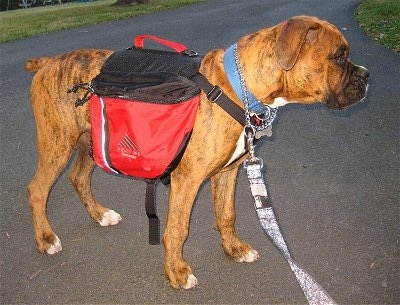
[98,210,122,226]
[181,274,198,289]
[46,235,62,255]
[235,249,259,263]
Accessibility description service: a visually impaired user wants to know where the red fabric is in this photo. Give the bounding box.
[90,95,199,179]
[133,35,188,53]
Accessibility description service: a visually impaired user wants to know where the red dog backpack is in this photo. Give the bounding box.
[89,35,203,180]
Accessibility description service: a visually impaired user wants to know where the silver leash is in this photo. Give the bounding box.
[244,152,337,305]
[234,44,337,305]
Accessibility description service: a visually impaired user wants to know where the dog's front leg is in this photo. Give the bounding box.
[211,167,259,262]
[163,173,201,289]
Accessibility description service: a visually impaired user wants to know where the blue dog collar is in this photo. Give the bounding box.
[223,44,267,115]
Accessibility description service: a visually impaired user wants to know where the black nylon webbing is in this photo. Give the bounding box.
[145,180,160,245]
[190,73,246,126]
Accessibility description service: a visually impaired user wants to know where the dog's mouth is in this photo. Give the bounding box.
[325,65,370,110]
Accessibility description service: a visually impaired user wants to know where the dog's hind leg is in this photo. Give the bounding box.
[210,167,259,263]
[27,130,75,254]
[68,132,121,226]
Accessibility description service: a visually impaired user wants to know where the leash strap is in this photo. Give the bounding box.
[244,139,337,304]
[145,180,160,245]
[255,207,337,305]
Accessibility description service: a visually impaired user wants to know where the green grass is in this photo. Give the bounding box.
[1,0,399,51]
[355,0,400,52]
[0,0,203,43]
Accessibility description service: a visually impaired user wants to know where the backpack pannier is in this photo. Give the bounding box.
[89,35,203,180]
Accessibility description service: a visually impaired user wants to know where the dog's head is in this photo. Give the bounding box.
[238,15,369,110]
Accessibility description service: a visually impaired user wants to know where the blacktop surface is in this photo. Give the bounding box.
[0,0,399,304]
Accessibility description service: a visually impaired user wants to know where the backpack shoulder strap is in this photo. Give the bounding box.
[191,73,245,126]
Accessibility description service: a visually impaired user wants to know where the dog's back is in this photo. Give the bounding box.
[26,57,52,72]
[26,49,113,120]
[26,49,112,75]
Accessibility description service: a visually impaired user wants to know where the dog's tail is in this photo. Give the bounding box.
[25,57,52,72]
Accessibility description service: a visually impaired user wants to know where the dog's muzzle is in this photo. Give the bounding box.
[326,64,370,110]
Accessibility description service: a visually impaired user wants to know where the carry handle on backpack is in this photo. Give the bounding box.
[133,34,198,56]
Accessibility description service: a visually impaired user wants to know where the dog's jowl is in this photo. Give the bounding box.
[26,16,368,289]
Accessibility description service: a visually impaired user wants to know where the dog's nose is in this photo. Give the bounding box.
[356,66,370,80]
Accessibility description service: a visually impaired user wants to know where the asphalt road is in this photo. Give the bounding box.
[1,0,399,304]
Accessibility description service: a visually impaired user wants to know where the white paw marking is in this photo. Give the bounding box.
[236,249,259,263]
[98,210,122,226]
[46,235,62,255]
[181,274,198,289]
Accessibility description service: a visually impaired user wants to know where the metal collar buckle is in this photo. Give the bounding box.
[250,107,277,130]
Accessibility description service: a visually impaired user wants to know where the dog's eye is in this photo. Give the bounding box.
[332,47,348,67]
[334,54,347,66]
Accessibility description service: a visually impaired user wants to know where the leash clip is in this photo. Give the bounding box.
[244,129,269,209]
[245,127,256,159]
[243,156,269,209]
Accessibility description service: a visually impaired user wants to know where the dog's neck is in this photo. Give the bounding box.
[223,43,290,113]
[223,44,268,115]
[223,44,278,133]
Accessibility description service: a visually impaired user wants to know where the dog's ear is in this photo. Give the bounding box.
[274,16,321,71]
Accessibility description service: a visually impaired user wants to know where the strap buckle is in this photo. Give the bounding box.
[206,85,223,103]
[182,49,199,57]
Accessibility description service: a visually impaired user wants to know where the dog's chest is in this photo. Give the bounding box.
[224,129,246,167]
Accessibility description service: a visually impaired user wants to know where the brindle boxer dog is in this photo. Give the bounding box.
[26,16,369,289]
